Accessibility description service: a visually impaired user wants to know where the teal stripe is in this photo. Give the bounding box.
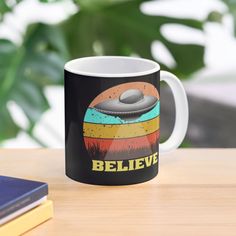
[84,101,160,124]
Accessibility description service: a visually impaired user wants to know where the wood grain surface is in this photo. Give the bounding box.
[0,149,236,236]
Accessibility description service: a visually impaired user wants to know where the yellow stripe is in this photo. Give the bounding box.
[83,117,159,138]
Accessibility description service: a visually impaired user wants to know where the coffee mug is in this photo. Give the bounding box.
[64,56,188,185]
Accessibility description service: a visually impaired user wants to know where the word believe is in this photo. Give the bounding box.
[92,152,158,172]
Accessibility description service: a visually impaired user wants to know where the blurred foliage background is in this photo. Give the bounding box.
[0,0,236,147]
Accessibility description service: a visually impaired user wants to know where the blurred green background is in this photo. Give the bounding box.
[0,0,236,147]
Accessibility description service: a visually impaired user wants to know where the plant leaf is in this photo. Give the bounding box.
[0,0,22,17]
[0,24,68,141]
[62,0,205,78]
[0,107,19,142]
[221,0,236,35]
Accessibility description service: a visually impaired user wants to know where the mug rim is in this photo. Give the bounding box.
[64,56,160,78]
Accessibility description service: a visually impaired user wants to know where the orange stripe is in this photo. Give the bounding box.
[84,130,159,152]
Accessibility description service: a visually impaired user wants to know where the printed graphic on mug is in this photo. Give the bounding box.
[83,82,160,170]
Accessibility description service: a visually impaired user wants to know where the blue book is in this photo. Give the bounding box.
[0,176,48,223]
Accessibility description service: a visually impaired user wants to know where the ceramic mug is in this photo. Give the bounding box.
[64,56,188,185]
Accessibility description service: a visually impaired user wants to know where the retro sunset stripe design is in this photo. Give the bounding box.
[83,116,159,139]
[84,130,160,152]
[83,82,160,160]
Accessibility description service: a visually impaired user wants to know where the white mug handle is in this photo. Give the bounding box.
[159,71,189,153]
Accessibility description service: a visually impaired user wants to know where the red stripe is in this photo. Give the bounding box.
[84,130,159,152]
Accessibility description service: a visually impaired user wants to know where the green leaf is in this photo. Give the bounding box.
[0,0,22,17]
[0,2,10,16]
[61,0,205,78]
[75,0,132,10]
[221,0,236,35]
[0,107,19,142]
[0,24,68,141]
[11,81,50,124]
[207,11,224,23]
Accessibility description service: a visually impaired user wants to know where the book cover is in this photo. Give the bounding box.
[0,176,48,220]
[0,200,53,236]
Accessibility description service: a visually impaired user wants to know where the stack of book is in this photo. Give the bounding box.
[0,176,53,235]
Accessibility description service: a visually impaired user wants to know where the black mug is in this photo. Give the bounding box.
[64,56,188,185]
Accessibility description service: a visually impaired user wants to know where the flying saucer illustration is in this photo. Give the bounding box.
[83,82,160,160]
[94,89,158,120]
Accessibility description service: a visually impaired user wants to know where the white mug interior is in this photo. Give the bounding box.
[64,56,160,78]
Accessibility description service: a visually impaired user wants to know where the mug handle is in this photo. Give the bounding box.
[159,71,189,153]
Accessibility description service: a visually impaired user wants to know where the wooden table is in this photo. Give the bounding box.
[0,149,236,236]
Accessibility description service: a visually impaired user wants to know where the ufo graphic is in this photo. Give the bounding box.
[94,89,158,120]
